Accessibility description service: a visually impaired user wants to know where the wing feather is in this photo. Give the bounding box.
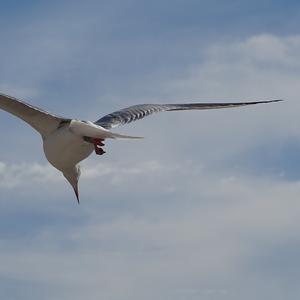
[0,93,70,138]
[95,100,282,129]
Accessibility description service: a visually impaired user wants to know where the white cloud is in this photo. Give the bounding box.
[169,33,300,101]
[1,170,300,300]
[0,159,178,189]
[209,34,300,66]
[0,161,60,188]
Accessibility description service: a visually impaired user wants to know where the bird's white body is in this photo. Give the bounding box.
[43,119,142,172]
[0,92,281,202]
[43,125,94,172]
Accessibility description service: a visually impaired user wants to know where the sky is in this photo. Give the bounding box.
[0,0,300,299]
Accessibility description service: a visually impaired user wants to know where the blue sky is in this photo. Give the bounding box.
[1,0,300,299]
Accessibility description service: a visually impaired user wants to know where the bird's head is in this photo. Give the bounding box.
[63,165,81,203]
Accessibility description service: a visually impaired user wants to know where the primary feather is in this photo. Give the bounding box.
[95,100,282,130]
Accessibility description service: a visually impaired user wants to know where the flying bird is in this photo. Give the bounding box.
[0,93,282,202]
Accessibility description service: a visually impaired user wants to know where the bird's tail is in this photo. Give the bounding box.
[107,132,144,139]
[69,119,143,140]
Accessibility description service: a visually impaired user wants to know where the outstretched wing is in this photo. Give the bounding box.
[95,100,282,130]
[0,93,70,138]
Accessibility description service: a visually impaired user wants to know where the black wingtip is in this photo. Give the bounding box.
[253,99,284,104]
[268,99,284,103]
[244,99,284,105]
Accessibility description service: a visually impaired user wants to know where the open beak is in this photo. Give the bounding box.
[73,185,80,204]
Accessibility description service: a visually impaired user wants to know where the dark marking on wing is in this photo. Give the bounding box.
[57,119,72,129]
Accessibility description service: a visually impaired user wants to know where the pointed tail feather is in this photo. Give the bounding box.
[108,132,144,139]
[69,119,143,140]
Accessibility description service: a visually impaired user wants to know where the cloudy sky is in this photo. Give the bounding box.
[1,0,300,299]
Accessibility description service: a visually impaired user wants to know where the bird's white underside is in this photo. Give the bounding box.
[44,120,142,172]
[43,125,94,172]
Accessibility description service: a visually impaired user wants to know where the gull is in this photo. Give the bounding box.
[0,93,281,202]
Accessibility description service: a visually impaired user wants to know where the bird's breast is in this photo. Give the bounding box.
[43,126,93,171]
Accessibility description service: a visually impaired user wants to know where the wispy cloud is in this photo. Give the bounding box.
[0,161,60,188]
[0,159,177,187]
[1,171,300,300]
